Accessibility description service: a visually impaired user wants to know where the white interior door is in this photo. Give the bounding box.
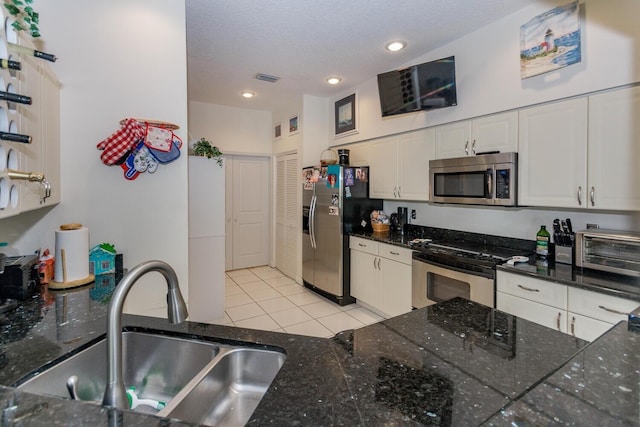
[229,156,271,269]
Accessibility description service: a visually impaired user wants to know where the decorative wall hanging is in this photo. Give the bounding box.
[335,93,357,137]
[520,1,581,79]
[288,114,299,135]
[96,118,181,180]
[274,122,282,140]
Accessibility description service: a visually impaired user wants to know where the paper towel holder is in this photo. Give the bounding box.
[48,223,95,290]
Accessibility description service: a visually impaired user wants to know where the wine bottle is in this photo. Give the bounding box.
[0,131,31,143]
[8,42,56,62]
[0,91,32,105]
[0,59,21,70]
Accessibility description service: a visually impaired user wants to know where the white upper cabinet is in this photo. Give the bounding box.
[398,128,434,201]
[519,86,640,211]
[435,111,518,159]
[434,121,471,159]
[587,86,640,211]
[518,98,588,208]
[369,135,399,199]
[369,129,434,201]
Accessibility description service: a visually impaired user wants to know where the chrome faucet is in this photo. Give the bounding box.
[102,260,188,409]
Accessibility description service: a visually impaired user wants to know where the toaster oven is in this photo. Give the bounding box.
[575,229,640,277]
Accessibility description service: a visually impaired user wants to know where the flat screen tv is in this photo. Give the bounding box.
[377,56,457,117]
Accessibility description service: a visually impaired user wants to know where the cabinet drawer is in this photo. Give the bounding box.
[350,236,378,256]
[568,312,614,342]
[497,292,567,333]
[497,271,567,309]
[568,287,639,324]
[378,243,413,265]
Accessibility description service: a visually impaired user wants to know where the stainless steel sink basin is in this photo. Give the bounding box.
[15,331,286,426]
[159,347,286,426]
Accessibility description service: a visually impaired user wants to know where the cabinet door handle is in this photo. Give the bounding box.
[397,186,401,198]
[390,251,400,256]
[556,312,562,331]
[590,186,595,206]
[472,139,477,155]
[373,257,377,269]
[571,316,575,336]
[517,284,540,292]
[577,186,582,205]
[598,305,628,315]
[376,257,381,270]
[393,187,398,198]
[358,243,366,247]
[464,140,469,155]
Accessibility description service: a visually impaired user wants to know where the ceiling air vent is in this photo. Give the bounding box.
[255,73,281,83]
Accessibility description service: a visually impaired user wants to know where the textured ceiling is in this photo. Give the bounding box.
[186,0,533,112]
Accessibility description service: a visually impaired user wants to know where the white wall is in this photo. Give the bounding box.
[301,95,330,168]
[328,0,640,145]
[188,101,272,155]
[0,0,190,317]
[272,97,303,155]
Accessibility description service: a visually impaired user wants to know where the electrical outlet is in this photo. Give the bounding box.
[411,209,416,219]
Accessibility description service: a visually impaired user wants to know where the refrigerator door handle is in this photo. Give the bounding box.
[310,194,317,248]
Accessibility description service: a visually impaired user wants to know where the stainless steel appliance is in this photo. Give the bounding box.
[411,241,528,309]
[303,165,382,305]
[576,229,640,277]
[429,152,517,206]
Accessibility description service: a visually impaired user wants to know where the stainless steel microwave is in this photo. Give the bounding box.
[429,152,517,206]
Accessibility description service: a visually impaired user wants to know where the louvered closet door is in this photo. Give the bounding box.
[275,153,299,280]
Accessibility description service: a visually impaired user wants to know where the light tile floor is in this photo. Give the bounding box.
[220,266,384,338]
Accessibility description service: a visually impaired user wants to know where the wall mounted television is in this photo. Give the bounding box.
[377,56,457,117]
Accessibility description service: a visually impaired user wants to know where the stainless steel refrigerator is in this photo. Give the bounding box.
[302,165,383,305]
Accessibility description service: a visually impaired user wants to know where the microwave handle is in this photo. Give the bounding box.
[486,169,493,199]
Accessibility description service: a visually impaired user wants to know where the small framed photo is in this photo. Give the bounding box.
[335,93,358,137]
[289,114,299,135]
[274,122,282,140]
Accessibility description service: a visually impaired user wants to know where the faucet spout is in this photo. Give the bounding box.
[102,260,188,409]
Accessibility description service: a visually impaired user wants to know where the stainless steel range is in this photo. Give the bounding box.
[410,232,532,309]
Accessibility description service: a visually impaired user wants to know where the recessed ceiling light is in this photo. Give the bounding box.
[241,91,255,98]
[385,41,406,52]
[327,76,342,85]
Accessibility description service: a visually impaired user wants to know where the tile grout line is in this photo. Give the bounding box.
[223,268,381,336]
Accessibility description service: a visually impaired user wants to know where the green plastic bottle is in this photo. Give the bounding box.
[536,225,550,259]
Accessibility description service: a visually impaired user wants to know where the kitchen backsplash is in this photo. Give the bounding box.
[383,200,640,241]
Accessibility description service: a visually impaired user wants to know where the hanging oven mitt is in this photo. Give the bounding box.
[133,144,159,173]
[148,133,182,164]
[96,118,144,165]
[119,139,151,180]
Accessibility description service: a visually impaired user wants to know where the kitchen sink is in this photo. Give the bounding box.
[15,330,286,426]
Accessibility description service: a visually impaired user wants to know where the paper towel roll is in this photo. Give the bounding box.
[54,225,90,283]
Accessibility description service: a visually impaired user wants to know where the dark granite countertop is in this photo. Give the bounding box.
[1,280,639,426]
[351,225,640,302]
[497,259,640,302]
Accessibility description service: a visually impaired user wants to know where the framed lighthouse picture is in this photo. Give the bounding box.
[519,1,581,79]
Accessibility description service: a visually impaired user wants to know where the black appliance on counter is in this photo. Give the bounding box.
[0,255,40,300]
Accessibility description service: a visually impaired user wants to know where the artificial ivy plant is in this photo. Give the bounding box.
[4,0,40,38]
[192,137,223,167]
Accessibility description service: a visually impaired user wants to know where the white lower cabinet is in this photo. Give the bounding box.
[497,290,567,334]
[497,270,639,341]
[350,236,412,317]
[567,312,612,343]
